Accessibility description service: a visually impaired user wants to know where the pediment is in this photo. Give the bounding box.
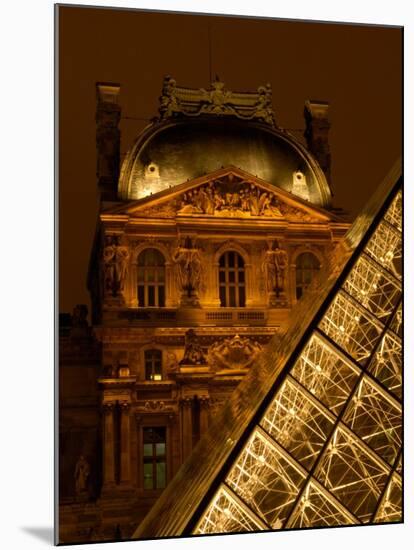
[104,166,340,223]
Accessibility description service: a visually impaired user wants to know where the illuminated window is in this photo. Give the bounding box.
[143,427,167,490]
[219,251,246,307]
[296,252,320,299]
[137,248,165,307]
[144,349,162,381]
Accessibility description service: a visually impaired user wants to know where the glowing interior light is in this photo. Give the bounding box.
[339,325,345,332]
[354,315,360,322]
[289,407,296,416]
[223,508,232,518]
[315,364,322,372]
[258,455,266,464]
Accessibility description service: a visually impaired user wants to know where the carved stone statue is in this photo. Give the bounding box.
[262,246,278,293]
[179,329,206,365]
[102,236,130,296]
[159,75,180,119]
[74,455,90,497]
[208,335,262,371]
[274,243,289,293]
[103,236,116,293]
[115,246,130,291]
[172,238,203,297]
[262,241,289,297]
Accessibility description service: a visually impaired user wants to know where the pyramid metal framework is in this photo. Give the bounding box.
[193,187,402,534]
[134,165,402,538]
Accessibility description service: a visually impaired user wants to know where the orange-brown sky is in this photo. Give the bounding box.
[58,5,402,313]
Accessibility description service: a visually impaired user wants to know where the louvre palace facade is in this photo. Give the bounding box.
[59,76,350,542]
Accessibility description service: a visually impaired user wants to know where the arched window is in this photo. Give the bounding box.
[295,252,320,299]
[137,249,165,307]
[219,251,246,307]
[144,349,162,381]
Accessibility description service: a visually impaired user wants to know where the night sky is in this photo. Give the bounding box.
[58,5,402,313]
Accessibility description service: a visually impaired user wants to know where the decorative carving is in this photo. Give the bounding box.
[158,76,276,126]
[102,402,115,413]
[172,237,204,298]
[208,335,262,371]
[131,174,319,222]
[74,455,90,497]
[179,329,207,365]
[165,351,179,372]
[262,241,289,297]
[144,400,165,411]
[102,235,130,296]
[199,396,211,409]
[119,401,130,411]
[177,177,284,218]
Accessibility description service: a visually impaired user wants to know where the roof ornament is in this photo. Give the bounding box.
[158,75,276,126]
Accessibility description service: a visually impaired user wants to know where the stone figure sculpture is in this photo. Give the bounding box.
[262,241,289,296]
[179,329,207,365]
[74,455,90,496]
[172,238,203,295]
[177,178,284,218]
[102,236,130,296]
[208,335,262,371]
[115,246,130,291]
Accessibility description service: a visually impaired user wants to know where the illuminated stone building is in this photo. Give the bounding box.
[59,77,351,542]
[135,163,402,538]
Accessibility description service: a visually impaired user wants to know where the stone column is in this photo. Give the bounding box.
[180,398,193,461]
[102,402,116,487]
[119,401,131,484]
[199,396,210,437]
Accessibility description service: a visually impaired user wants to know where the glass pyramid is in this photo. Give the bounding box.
[134,163,402,538]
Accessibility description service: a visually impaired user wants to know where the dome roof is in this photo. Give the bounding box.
[119,77,332,207]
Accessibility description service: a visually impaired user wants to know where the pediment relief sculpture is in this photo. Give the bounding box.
[208,335,262,372]
[132,174,319,221]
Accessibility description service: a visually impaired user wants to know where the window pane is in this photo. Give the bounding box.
[143,443,153,457]
[228,252,235,267]
[229,287,236,307]
[239,286,246,307]
[138,286,145,306]
[156,462,166,488]
[229,271,235,283]
[145,365,153,380]
[148,286,155,306]
[143,463,154,489]
[219,270,226,283]
[156,443,166,456]
[238,271,245,283]
[158,285,165,307]
[219,286,226,307]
